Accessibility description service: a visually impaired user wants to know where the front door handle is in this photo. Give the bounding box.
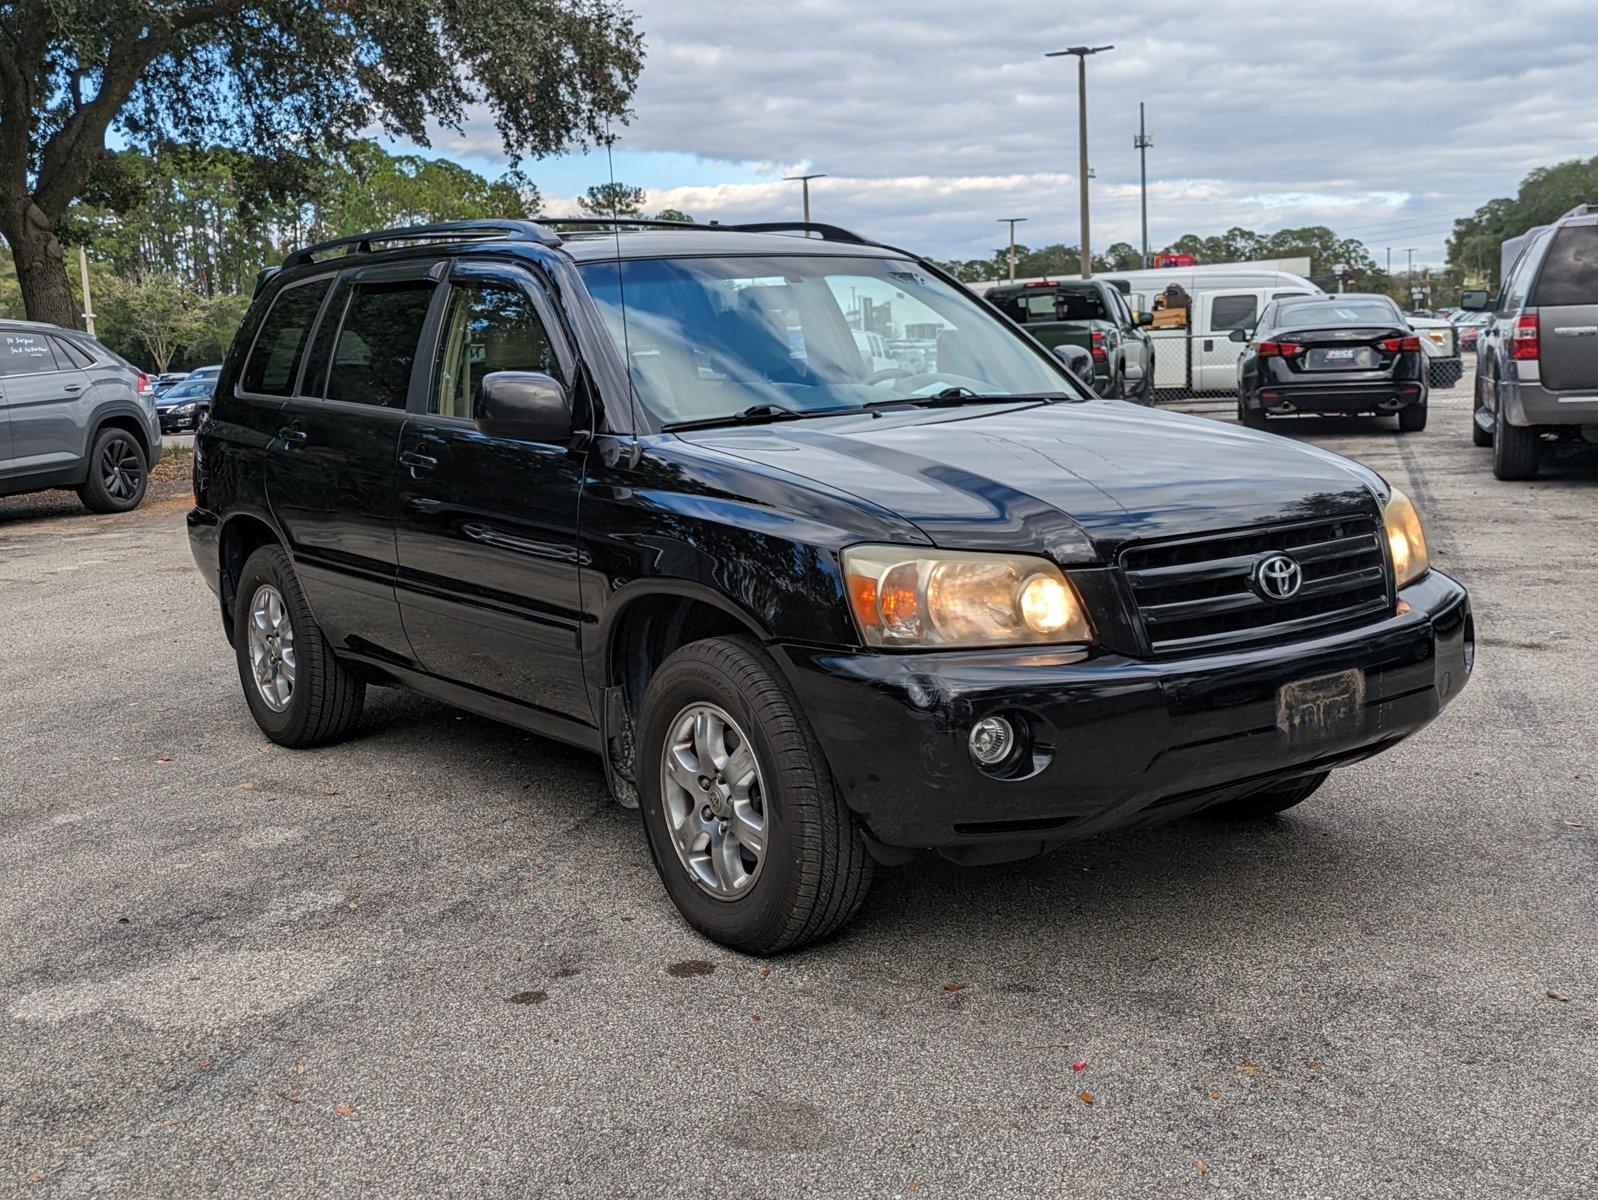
[278,424,308,447]
[62,383,82,393]
[399,448,439,473]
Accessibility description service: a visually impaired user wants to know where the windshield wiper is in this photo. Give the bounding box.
[662,402,862,432]
[863,388,1072,412]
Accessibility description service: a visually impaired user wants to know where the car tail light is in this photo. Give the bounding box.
[1090,329,1106,362]
[1256,341,1304,358]
[135,372,152,395]
[1377,335,1422,352]
[1023,279,1057,289]
[1508,311,1539,360]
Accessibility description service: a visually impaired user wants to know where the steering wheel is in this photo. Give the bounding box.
[865,366,913,384]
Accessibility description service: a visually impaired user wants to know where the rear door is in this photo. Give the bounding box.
[1192,291,1261,391]
[393,260,590,720]
[1532,219,1598,392]
[264,261,443,665]
[0,330,88,472]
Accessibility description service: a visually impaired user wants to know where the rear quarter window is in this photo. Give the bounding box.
[1532,224,1598,307]
[242,279,332,395]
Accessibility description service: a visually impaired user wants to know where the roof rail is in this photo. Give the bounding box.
[726,221,878,246]
[281,219,561,270]
[533,215,704,232]
[1557,203,1596,221]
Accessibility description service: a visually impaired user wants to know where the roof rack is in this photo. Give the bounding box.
[543,214,881,248]
[281,219,561,269]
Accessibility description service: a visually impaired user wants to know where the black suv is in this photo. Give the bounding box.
[189,219,1473,954]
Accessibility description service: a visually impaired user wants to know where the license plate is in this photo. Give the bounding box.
[1323,348,1356,361]
[1276,669,1365,745]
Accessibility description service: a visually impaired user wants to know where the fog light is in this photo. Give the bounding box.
[969,716,1016,766]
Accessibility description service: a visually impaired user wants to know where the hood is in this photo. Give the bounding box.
[676,399,1383,562]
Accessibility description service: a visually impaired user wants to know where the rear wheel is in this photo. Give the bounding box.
[1471,375,1494,447]
[233,545,365,747]
[1492,400,1541,480]
[1207,772,1329,819]
[636,636,873,955]
[1239,400,1268,430]
[77,428,148,513]
[1398,401,1428,432]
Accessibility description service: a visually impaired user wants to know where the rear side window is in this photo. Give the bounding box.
[1501,232,1548,312]
[325,280,436,409]
[1532,224,1598,307]
[51,337,95,368]
[0,331,62,375]
[243,280,332,395]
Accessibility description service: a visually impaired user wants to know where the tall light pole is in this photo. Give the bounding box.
[1133,101,1152,268]
[997,217,1028,280]
[1046,44,1113,278]
[783,173,827,228]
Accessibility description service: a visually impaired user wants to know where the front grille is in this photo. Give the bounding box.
[1121,516,1391,655]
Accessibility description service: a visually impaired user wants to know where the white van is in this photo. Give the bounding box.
[1096,267,1326,395]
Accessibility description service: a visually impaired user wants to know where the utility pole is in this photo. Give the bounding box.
[783,173,826,231]
[1134,102,1152,268]
[1405,248,1418,308]
[77,245,95,335]
[1046,44,1113,278]
[997,217,1028,281]
[1385,246,1392,274]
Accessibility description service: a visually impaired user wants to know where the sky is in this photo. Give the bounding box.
[390,0,1598,269]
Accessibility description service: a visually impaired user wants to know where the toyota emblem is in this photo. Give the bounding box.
[1253,553,1303,601]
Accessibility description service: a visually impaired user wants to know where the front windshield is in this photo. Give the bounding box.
[580,254,1075,424]
[1270,299,1401,331]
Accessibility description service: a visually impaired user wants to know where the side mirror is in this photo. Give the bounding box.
[1052,343,1096,385]
[1459,289,1491,312]
[1228,328,1250,343]
[1137,311,1153,327]
[475,371,573,444]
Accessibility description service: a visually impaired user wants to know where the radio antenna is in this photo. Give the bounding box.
[602,118,642,437]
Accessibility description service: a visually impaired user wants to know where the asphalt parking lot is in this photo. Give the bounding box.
[2,380,1594,1198]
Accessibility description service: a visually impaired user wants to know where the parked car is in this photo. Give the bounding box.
[185,364,223,382]
[984,278,1155,402]
[1456,311,1492,351]
[1461,203,1598,479]
[189,219,1472,954]
[150,372,187,398]
[154,377,214,433]
[1406,315,1462,388]
[0,319,162,512]
[1234,294,1429,431]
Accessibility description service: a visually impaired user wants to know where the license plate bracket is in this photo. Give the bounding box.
[1276,669,1365,745]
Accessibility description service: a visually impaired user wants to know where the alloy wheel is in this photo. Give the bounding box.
[659,702,768,899]
[100,436,143,501]
[246,584,297,713]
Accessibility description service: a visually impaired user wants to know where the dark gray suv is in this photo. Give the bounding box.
[1463,204,1598,479]
[0,319,162,511]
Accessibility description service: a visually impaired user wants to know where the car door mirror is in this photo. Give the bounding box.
[1228,328,1250,343]
[1137,311,1153,327]
[1458,289,1491,312]
[1052,343,1096,385]
[475,371,572,444]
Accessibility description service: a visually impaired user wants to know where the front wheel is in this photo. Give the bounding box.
[1207,771,1329,818]
[233,545,365,747]
[636,636,873,955]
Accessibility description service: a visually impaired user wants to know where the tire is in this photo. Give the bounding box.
[232,545,364,747]
[1398,401,1428,433]
[1207,771,1329,819]
[1492,400,1541,480]
[636,636,873,955]
[1471,375,1493,447]
[1239,401,1268,430]
[76,427,149,513]
[1136,359,1156,406]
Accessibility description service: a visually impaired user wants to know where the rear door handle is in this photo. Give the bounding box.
[278,424,308,447]
[399,447,439,473]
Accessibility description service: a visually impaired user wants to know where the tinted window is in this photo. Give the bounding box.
[431,282,562,419]
[299,279,350,399]
[1532,224,1598,307]
[1209,294,1258,331]
[243,280,332,395]
[52,337,95,369]
[326,280,436,409]
[0,330,62,375]
[1501,232,1548,312]
[1270,299,1401,330]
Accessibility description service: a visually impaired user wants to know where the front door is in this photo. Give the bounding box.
[393,261,590,722]
[0,330,88,473]
[263,263,441,664]
[1193,291,1261,392]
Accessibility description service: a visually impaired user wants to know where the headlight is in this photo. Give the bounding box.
[842,546,1093,649]
[1384,488,1429,588]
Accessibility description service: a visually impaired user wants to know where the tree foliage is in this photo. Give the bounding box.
[578,182,648,218]
[1447,155,1598,289]
[97,272,213,372]
[0,0,644,325]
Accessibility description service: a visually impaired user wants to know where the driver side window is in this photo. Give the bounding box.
[431,281,563,419]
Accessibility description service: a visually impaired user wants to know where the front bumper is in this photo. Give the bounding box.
[158,409,205,434]
[781,570,1470,860]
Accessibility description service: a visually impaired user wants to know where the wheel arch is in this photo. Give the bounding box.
[87,404,154,466]
[217,510,290,644]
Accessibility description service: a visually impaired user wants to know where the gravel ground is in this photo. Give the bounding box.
[2,380,1594,1198]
